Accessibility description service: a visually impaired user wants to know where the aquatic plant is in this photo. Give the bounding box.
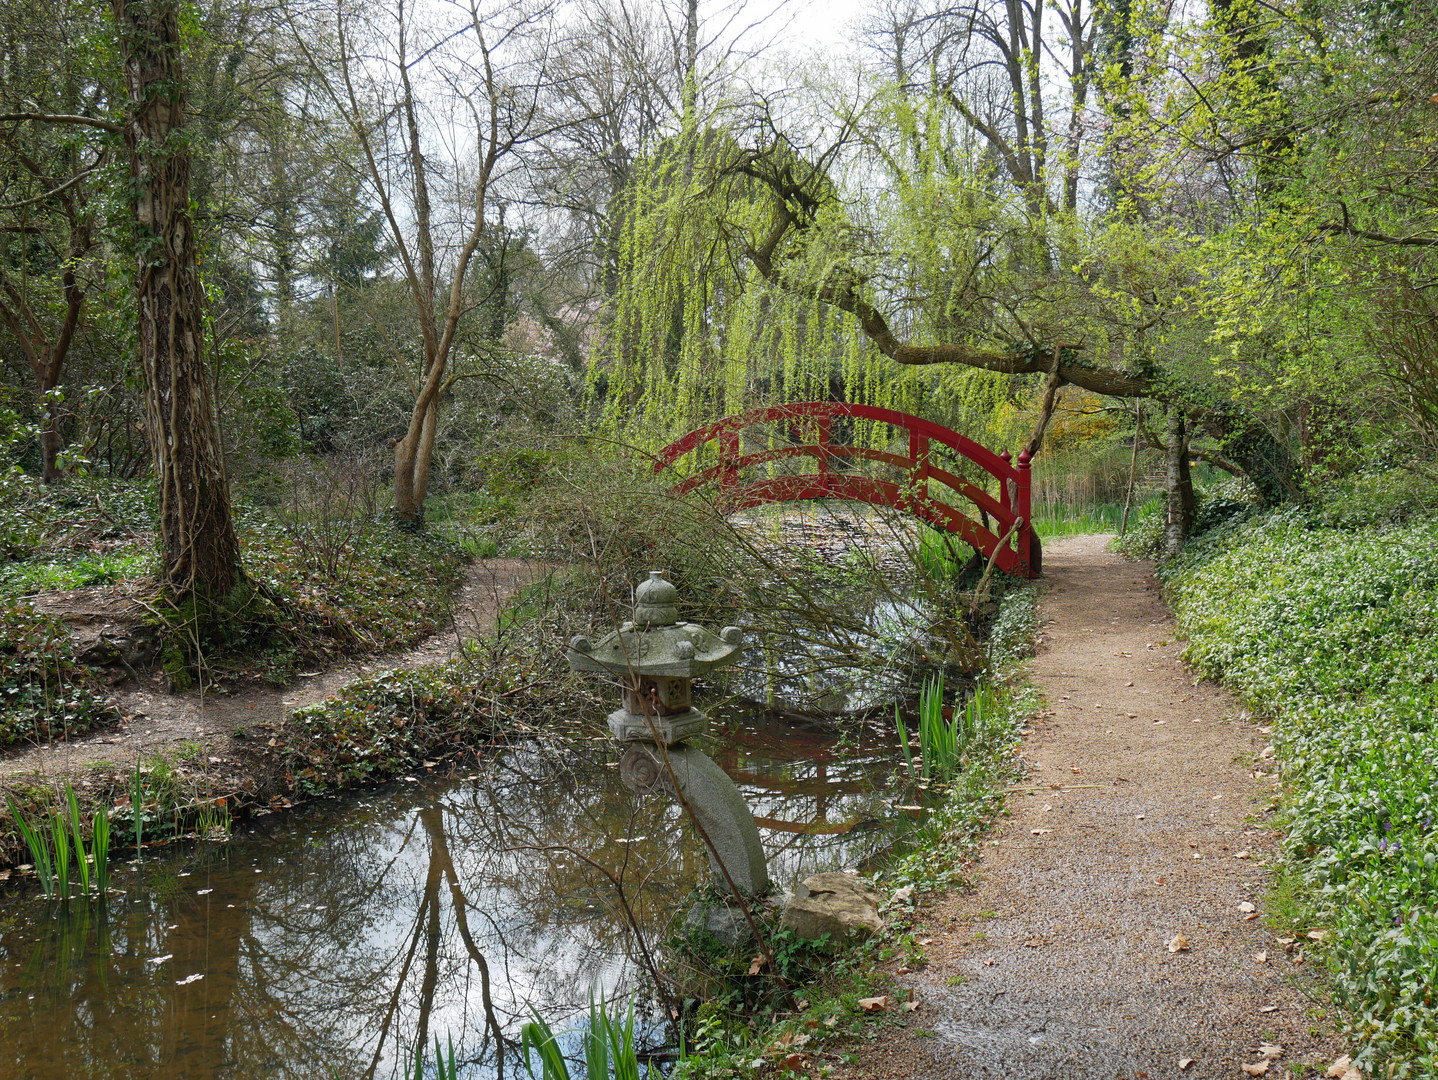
[65,784,89,895]
[406,1033,459,1080]
[7,794,56,897]
[5,782,114,899]
[521,996,653,1080]
[90,802,110,893]
[897,676,1004,783]
[130,758,144,859]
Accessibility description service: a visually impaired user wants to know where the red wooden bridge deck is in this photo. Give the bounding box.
[653,401,1040,578]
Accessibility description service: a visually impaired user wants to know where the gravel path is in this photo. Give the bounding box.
[838,534,1343,1080]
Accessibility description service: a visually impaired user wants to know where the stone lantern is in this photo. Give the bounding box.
[567,570,743,745]
[567,571,769,897]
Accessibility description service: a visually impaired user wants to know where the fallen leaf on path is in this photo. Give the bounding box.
[1326,1057,1352,1078]
[1239,901,1257,913]
[1235,850,1251,859]
[1179,1058,1195,1071]
[1259,1005,1278,1013]
[1307,929,1329,942]
[1241,1062,1270,1076]
[858,996,892,1013]
[1031,828,1052,835]
[777,1052,805,1072]
[1341,1071,1362,1080]
[1253,951,1268,963]
[1258,1044,1283,1059]
[748,955,764,975]
[824,1016,838,1028]
[901,1000,920,1012]
[1125,681,1135,687]
[982,959,995,966]
[1167,934,1190,953]
[1023,938,1043,948]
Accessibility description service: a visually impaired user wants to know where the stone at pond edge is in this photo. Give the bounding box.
[684,901,754,951]
[781,872,885,942]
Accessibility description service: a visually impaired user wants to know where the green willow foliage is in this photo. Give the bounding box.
[591,104,1038,459]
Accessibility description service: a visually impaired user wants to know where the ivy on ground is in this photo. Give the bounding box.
[0,603,120,746]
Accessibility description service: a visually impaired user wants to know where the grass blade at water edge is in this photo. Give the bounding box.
[130,759,143,860]
[65,782,90,896]
[6,796,55,897]
[894,705,916,778]
[91,805,110,894]
[51,809,71,901]
[522,1005,572,1080]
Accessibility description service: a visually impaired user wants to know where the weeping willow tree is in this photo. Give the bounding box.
[589,89,1142,466]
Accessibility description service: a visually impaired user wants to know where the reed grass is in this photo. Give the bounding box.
[406,1034,459,1080]
[7,795,55,897]
[520,995,653,1080]
[91,804,110,894]
[6,782,114,899]
[130,759,144,859]
[52,805,72,900]
[896,676,1004,783]
[65,784,89,895]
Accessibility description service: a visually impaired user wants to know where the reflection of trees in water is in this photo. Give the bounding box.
[0,721,906,1079]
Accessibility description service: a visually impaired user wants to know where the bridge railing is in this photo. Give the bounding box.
[653,401,1037,578]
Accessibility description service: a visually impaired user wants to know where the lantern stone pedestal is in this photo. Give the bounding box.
[567,571,771,898]
[619,742,769,897]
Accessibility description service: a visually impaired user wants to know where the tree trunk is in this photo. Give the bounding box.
[113,0,242,600]
[38,366,62,484]
[1164,406,1195,559]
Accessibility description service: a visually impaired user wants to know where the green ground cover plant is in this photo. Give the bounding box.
[0,602,120,746]
[1161,508,1438,1076]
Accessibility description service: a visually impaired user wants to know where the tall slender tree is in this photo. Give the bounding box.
[112,0,243,598]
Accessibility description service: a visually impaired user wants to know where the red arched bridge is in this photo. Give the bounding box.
[654,401,1040,578]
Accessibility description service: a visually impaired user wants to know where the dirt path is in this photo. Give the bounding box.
[1,559,550,785]
[839,535,1342,1080]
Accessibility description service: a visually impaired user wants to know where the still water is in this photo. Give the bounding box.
[0,712,912,1079]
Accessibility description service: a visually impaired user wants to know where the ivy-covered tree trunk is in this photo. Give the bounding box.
[113,0,242,599]
[1165,406,1196,559]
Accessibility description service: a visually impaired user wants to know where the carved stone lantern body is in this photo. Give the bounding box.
[566,571,769,897]
[567,570,743,746]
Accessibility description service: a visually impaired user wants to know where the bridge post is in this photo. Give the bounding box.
[720,430,740,494]
[1016,448,1034,573]
[908,430,929,508]
[816,415,832,494]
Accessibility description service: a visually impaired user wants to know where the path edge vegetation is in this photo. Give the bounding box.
[1117,486,1438,1079]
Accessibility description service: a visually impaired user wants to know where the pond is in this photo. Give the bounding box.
[0,710,916,1079]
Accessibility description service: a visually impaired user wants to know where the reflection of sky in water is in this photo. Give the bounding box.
[0,714,909,1079]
